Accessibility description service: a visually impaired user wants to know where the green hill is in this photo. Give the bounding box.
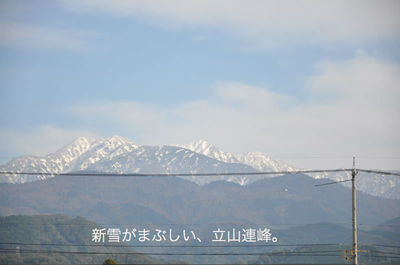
[0,215,160,265]
[1,215,400,264]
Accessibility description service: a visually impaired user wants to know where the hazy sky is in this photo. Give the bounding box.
[0,0,399,169]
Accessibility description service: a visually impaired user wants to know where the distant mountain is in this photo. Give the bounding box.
[1,136,399,199]
[1,173,399,227]
[0,136,257,185]
[175,139,400,199]
[1,173,400,263]
[174,139,296,173]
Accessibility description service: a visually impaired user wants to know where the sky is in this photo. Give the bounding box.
[0,0,399,169]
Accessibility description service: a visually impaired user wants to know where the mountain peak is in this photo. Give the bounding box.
[181,139,221,156]
[51,136,99,160]
[174,140,239,164]
[192,139,212,146]
[241,151,273,159]
[238,152,295,172]
[105,135,137,147]
[70,136,98,146]
[189,139,214,151]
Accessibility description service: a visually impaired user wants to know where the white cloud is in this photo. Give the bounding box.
[68,53,400,169]
[59,0,400,46]
[0,125,100,160]
[0,22,92,51]
[1,53,398,169]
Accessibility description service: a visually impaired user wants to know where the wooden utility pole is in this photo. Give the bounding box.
[352,156,358,265]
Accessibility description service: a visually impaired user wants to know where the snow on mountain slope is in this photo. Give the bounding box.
[175,140,239,164]
[173,140,400,199]
[70,143,257,185]
[318,170,400,199]
[0,136,398,199]
[174,140,295,173]
[0,135,139,183]
[237,152,296,172]
[0,136,99,183]
[0,136,256,186]
[73,135,141,171]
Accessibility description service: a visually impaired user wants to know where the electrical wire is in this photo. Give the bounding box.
[0,242,344,248]
[371,244,400,249]
[361,254,400,259]
[0,260,352,265]
[357,169,400,176]
[0,221,358,226]
[0,169,351,178]
[314,179,352,187]
[368,250,400,256]
[0,248,346,256]
[1,168,398,178]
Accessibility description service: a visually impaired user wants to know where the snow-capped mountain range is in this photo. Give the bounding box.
[0,136,399,199]
[174,139,296,172]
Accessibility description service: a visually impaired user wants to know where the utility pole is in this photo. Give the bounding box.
[352,156,358,265]
[314,157,400,263]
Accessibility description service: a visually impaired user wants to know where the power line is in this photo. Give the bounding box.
[275,156,400,159]
[1,168,398,178]
[0,262,354,265]
[0,242,345,248]
[0,221,359,226]
[4,242,397,254]
[370,244,400,249]
[0,248,345,256]
[357,169,400,176]
[369,250,400,256]
[314,169,400,188]
[0,169,351,178]
[361,254,400,259]
[314,179,352,187]
[2,221,393,226]
[2,248,399,260]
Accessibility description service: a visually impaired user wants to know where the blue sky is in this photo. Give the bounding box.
[1,0,399,169]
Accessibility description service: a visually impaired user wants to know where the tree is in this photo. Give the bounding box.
[103,258,118,265]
